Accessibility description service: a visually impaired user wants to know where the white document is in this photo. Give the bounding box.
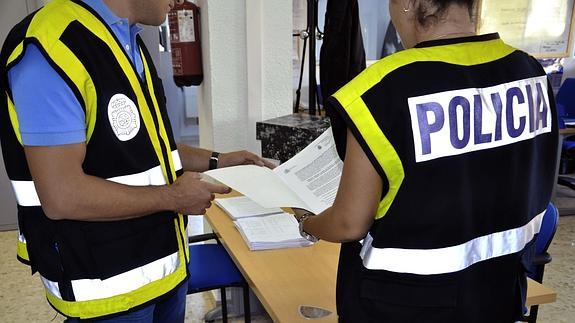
[234,213,313,251]
[214,196,284,219]
[204,128,343,214]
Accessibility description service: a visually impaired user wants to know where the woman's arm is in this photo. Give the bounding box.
[301,129,383,242]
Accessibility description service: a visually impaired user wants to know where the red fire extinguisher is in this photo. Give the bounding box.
[168,0,203,87]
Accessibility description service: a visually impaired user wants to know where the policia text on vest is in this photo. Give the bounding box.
[410,75,551,162]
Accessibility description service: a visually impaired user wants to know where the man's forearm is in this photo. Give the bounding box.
[177,143,212,172]
[41,173,177,221]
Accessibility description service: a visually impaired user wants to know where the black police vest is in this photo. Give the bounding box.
[0,0,188,319]
[329,34,558,275]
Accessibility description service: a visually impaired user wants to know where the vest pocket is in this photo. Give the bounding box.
[89,213,179,280]
[56,212,180,280]
[18,207,63,281]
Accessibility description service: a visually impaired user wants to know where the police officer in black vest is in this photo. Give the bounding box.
[0,0,273,321]
[296,0,558,322]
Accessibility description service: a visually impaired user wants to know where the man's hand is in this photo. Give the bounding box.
[218,150,276,169]
[168,172,231,215]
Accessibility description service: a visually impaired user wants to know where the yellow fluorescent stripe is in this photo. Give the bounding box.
[178,214,189,262]
[7,96,22,144]
[6,42,25,145]
[7,42,24,66]
[347,98,405,219]
[333,38,516,108]
[16,240,29,261]
[141,49,176,181]
[175,217,189,263]
[49,41,98,142]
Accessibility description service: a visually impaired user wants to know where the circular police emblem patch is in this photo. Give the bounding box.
[107,94,140,141]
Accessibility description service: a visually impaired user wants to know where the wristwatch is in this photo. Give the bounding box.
[298,213,319,243]
[209,151,220,170]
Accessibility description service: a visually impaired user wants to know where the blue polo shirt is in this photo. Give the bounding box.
[8,0,144,146]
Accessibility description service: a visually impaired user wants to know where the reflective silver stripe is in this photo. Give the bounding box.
[108,150,183,186]
[18,231,27,243]
[107,165,167,186]
[10,150,183,206]
[172,150,183,172]
[10,181,40,207]
[360,210,545,275]
[41,276,62,299]
[41,251,180,302]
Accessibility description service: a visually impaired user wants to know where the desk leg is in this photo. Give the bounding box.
[552,135,575,215]
[551,135,563,203]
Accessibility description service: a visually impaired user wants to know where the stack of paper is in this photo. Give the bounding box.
[214,196,284,220]
[233,213,313,251]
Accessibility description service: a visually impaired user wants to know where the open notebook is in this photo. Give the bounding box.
[215,195,312,251]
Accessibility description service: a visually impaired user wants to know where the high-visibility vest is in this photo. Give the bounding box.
[0,0,188,319]
[329,33,558,276]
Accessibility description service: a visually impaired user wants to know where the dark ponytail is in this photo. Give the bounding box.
[413,0,476,27]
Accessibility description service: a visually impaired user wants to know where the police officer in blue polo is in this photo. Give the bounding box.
[0,0,272,321]
[295,0,558,321]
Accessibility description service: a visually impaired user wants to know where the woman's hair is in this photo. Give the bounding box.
[413,0,476,27]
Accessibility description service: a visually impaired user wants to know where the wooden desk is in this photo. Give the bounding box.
[205,194,556,322]
[559,128,575,135]
[206,193,338,322]
[526,279,556,307]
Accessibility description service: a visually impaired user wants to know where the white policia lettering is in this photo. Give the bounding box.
[408,76,552,162]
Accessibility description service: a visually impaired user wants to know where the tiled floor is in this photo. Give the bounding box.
[536,215,575,322]
[0,216,573,322]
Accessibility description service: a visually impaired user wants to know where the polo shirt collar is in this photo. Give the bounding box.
[81,0,142,32]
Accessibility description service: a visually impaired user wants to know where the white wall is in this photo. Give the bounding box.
[246,0,294,153]
[196,0,292,153]
[196,0,248,151]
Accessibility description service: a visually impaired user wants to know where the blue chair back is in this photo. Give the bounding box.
[527,202,559,282]
[535,203,559,256]
[188,244,244,292]
[556,78,575,119]
[523,203,559,322]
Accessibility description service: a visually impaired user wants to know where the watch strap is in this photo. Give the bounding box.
[298,213,319,243]
[209,151,220,170]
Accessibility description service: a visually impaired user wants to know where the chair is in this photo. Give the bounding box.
[188,233,251,323]
[557,78,575,187]
[522,203,559,323]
